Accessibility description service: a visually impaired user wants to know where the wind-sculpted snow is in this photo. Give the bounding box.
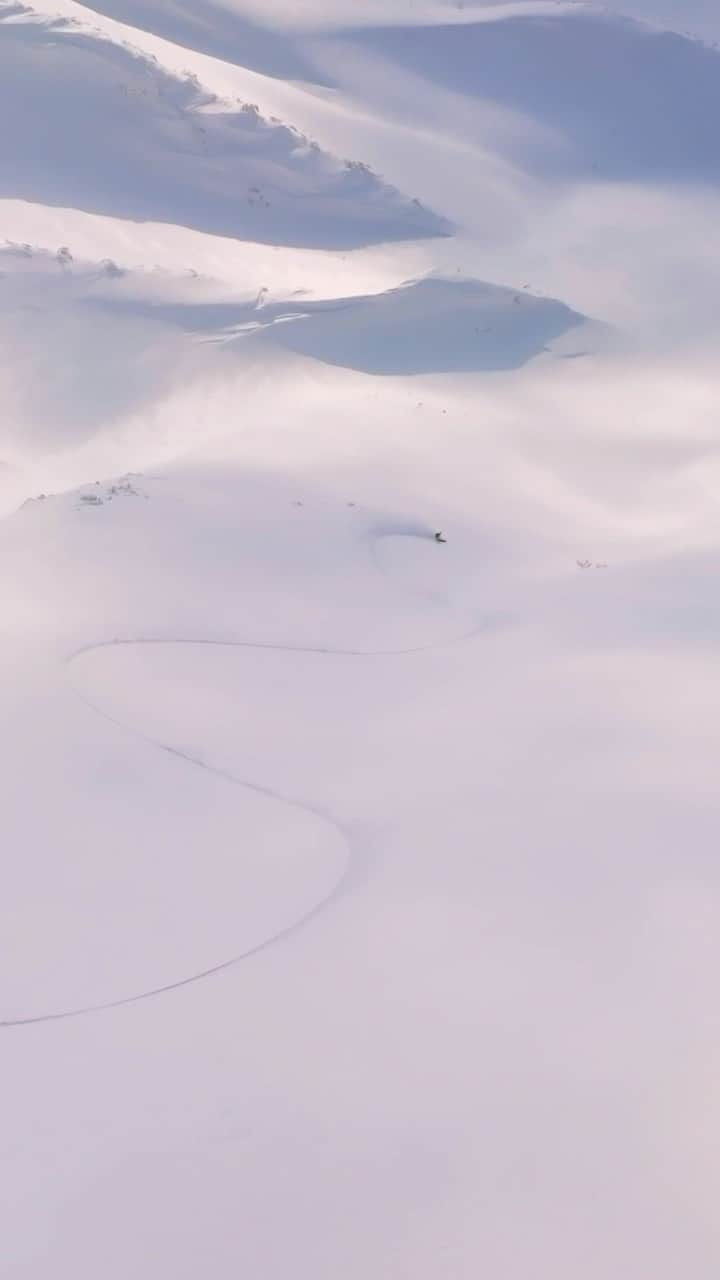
[0,252,588,459]
[258,277,586,374]
[73,0,329,82]
[331,11,720,182]
[89,273,588,373]
[0,11,448,247]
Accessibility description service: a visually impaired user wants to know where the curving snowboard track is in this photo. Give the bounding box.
[3,538,480,1028]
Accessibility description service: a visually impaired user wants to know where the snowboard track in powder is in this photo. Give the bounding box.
[3,534,481,1028]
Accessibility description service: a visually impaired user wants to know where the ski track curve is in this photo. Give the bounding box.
[3,535,482,1029]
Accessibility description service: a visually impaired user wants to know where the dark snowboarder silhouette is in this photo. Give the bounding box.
[434,531,447,543]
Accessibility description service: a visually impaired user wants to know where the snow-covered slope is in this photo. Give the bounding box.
[0,7,448,246]
[0,243,592,502]
[608,0,720,44]
[66,0,331,80]
[4,2,720,1279]
[322,10,720,181]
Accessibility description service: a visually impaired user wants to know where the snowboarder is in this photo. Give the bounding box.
[434,531,447,543]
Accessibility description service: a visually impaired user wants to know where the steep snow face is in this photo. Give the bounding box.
[71,0,331,81]
[0,8,448,246]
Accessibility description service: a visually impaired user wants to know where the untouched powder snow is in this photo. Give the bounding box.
[3,1,720,1278]
[314,11,720,181]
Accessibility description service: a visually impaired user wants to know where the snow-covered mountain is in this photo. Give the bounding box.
[4,4,720,1278]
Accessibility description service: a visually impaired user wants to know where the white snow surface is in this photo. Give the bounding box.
[3,1,720,1277]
